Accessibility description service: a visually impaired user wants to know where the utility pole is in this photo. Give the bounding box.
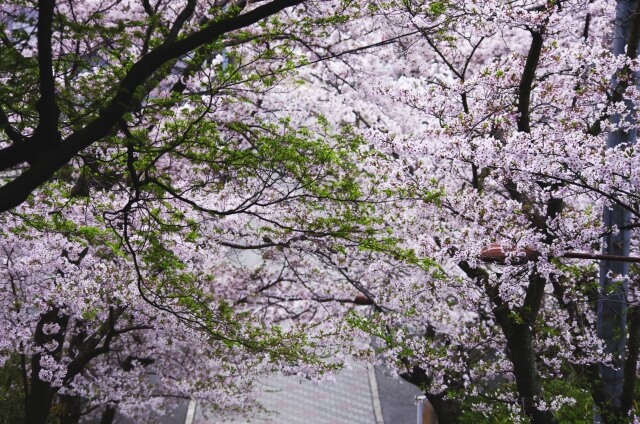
[597,0,638,420]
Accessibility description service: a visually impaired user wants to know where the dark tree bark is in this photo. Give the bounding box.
[25,308,69,424]
[58,394,82,424]
[493,26,559,424]
[100,406,116,424]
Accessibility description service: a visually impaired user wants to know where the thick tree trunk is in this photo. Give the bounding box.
[495,15,561,422]
[505,325,558,424]
[100,405,117,424]
[25,378,56,424]
[495,276,548,424]
[25,308,69,424]
[461,263,558,423]
[58,394,82,424]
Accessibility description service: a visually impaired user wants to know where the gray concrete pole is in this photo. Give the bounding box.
[415,395,425,424]
[597,0,638,416]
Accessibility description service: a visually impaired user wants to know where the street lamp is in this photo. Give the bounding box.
[479,244,640,264]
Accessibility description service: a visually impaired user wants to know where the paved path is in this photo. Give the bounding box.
[194,362,380,424]
[190,363,422,424]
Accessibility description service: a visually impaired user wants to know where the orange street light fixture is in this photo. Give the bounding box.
[479,244,640,264]
[353,294,375,305]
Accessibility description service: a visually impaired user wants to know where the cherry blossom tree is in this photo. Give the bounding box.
[7,1,640,424]
[0,1,406,423]
[286,0,640,423]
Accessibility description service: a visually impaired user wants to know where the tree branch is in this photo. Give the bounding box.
[0,106,25,144]
[0,0,307,212]
[34,0,61,149]
[517,31,544,133]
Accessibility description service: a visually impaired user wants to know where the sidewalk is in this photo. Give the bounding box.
[192,362,381,424]
[190,362,423,424]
